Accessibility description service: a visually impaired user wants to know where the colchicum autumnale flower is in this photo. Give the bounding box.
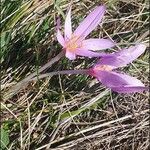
[56,5,115,60]
[88,44,148,93]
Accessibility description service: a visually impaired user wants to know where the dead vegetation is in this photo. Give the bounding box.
[1,0,149,149]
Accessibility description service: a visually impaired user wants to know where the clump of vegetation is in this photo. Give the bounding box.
[1,0,149,149]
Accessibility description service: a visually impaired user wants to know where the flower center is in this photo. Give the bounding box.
[94,65,112,72]
[65,35,81,52]
[89,65,113,77]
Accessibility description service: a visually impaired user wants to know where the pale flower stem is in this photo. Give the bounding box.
[22,50,65,82]
[30,69,89,82]
[4,51,65,100]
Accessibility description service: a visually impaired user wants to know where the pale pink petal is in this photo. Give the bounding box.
[56,18,65,46]
[97,44,146,68]
[76,48,107,57]
[74,5,106,40]
[57,29,65,46]
[65,50,76,60]
[65,7,72,39]
[93,70,147,93]
[111,86,149,93]
[56,18,61,29]
[82,38,115,50]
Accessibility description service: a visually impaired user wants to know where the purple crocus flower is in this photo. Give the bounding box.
[56,5,115,60]
[89,44,148,93]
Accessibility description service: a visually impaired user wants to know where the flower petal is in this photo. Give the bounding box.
[97,44,146,68]
[57,29,65,46]
[111,86,149,93]
[82,38,115,50]
[94,70,147,93]
[76,48,107,58]
[65,7,72,39]
[65,50,76,60]
[56,18,65,46]
[74,5,106,40]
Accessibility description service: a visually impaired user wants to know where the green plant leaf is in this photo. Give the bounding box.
[60,90,109,121]
[60,108,85,120]
[0,128,10,149]
[4,1,33,30]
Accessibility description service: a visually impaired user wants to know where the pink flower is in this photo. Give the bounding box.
[56,5,115,60]
[89,44,148,93]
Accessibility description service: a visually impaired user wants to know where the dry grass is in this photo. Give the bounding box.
[1,0,149,150]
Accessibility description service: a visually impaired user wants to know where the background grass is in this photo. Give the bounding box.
[1,0,149,149]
